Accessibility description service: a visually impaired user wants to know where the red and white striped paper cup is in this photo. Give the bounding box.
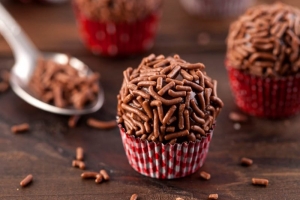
[73,6,161,57]
[119,125,213,179]
[226,64,300,118]
[179,0,254,18]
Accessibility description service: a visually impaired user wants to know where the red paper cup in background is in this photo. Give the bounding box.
[226,64,300,118]
[73,6,161,57]
[119,125,213,179]
[179,0,254,18]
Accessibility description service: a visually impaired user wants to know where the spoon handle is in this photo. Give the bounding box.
[0,4,40,68]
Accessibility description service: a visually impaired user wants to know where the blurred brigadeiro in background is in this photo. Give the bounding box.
[72,0,163,57]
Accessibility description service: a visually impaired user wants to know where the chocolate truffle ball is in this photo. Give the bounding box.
[227,2,300,77]
[117,54,223,144]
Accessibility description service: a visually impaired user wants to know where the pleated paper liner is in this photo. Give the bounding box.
[73,5,161,57]
[178,0,254,18]
[226,64,300,118]
[119,125,213,179]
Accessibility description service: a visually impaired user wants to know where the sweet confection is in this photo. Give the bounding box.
[73,0,162,56]
[117,54,223,179]
[226,2,300,118]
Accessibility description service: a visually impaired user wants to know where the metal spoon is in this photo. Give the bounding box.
[0,4,104,115]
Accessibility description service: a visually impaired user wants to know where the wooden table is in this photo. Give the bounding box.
[1,0,300,199]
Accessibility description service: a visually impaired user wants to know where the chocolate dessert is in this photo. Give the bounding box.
[227,2,300,77]
[117,54,224,144]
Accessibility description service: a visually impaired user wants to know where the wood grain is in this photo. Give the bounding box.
[0,0,300,199]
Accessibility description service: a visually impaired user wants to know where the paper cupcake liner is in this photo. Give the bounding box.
[73,6,160,56]
[119,125,213,179]
[226,65,300,118]
[179,0,254,17]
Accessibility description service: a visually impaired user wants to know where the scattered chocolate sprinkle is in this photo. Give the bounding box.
[11,123,30,133]
[130,193,138,200]
[95,174,103,183]
[200,171,211,180]
[252,178,269,186]
[68,115,81,128]
[229,112,248,122]
[241,157,253,166]
[100,169,110,181]
[87,118,117,129]
[81,169,110,184]
[81,172,98,179]
[20,174,33,187]
[72,160,85,170]
[76,147,84,161]
[208,194,218,200]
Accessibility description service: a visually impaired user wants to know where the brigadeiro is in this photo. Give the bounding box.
[226,2,300,118]
[72,0,162,57]
[117,54,224,179]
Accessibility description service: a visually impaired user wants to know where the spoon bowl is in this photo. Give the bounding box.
[0,4,104,115]
[10,53,104,115]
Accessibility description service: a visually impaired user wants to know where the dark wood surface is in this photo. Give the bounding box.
[1,0,300,199]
